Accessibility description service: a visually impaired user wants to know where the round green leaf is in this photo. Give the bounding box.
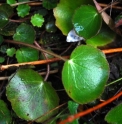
[72,5,102,39]
[13,23,35,44]
[6,47,16,57]
[86,24,115,47]
[16,47,39,63]
[17,4,30,18]
[0,10,9,28]
[53,0,93,35]
[6,68,59,122]
[62,45,109,104]
[105,103,122,124]
[0,100,12,124]
[7,0,16,4]
[31,14,44,27]
[0,56,5,63]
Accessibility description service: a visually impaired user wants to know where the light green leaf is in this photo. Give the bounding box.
[105,103,122,124]
[6,47,16,57]
[13,23,35,44]
[0,100,12,124]
[62,45,109,104]
[6,68,59,122]
[53,0,93,35]
[7,0,16,4]
[31,14,44,27]
[72,5,102,39]
[17,4,30,17]
[16,47,39,63]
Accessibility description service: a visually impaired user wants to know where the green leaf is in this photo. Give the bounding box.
[42,0,58,10]
[6,47,16,57]
[72,5,102,39]
[31,14,44,27]
[0,56,5,63]
[13,23,35,44]
[16,47,39,63]
[53,0,93,35]
[62,45,109,104]
[0,4,14,17]
[0,35,4,45]
[6,68,59,122]
[7,0,16,4]
[86,24,115,47]
[105,103,122,124]
[68,101,79,124]
[0,10,9,28]
[17,4,30,18]
[0,100,12,124]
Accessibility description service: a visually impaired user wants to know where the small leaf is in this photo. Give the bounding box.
[6,68,59,122]
[7,0,16,4]
[62,45,109,104]
[53,0,93,35]
[86,24,115,47]
[68,101,79,124]
[16,47,39,63]
[6,47,16,57]
[0,56,5,63]
[17,4,30,18]
[0,10,9,28]
[13,23,35,44]
[42,0,58,10]
[72,5,102,39]
[105,103,122,124]
[0,35,4,45]
[0,100,12,124]
[31,14,44,27]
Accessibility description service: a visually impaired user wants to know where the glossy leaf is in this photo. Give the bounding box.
[62,45,109,104]
[105,103,122,124]
[6,47,16,57]
[16,47,39,63]
[72,5,102,39]
[13,23,35,44]
[86,24,115,47]
[6,68,59,122]
[0,4,14,17]
[0,100,12,124]
[53,0,93,35]
[0,10,9,28]
[31,14,44,27]
[17,4,30,17]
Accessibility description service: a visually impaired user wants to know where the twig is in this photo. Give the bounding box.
[59,91,122,124]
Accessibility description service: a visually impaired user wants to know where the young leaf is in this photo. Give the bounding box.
[17,4,30,18]
[31,14,44,27]
[16,47,39,63]
[105,103,122,124]
[13,23,35,44]
[6,68,59,122]
[62,45,109,104]
[72,5,102,39]
[6,47,16,57]
[53,0,93,35]
[0,100,12,124]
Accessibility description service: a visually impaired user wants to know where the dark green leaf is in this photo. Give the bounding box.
[16,47,39,63]
[0,100,12,124]
[0,56,5,63]
[13,23,35,44]
[0,35,4,45]
[6,68,59,122]
[62,45,109,104]
[17,4,30,18]
[72,5,102,39]
[7,0,16,4]
[105,103,122,124]
[0,10,9,28]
